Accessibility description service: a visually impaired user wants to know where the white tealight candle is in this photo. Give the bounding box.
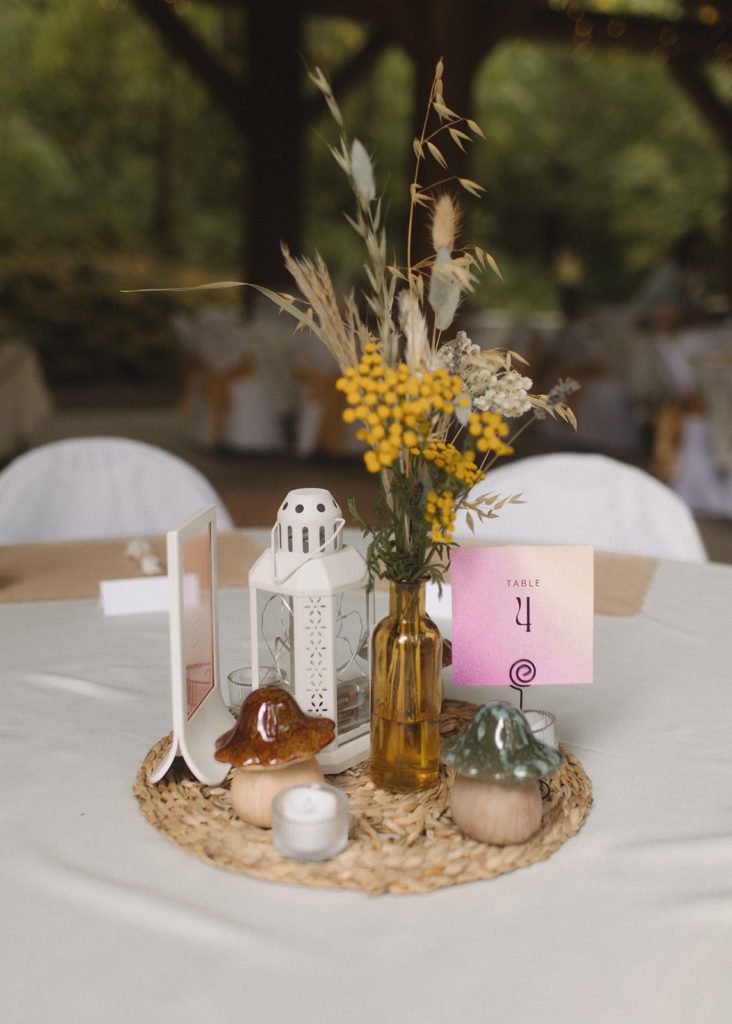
[272,784,349,861]
[523,709,558,749]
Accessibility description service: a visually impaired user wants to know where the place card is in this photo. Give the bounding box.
[451,545,594,688]
[100,576,170,616]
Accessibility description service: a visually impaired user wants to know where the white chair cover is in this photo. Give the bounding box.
[671,415,732,518]
[587,304,668,405]
[0,437,233,543]
[538,376,641,454]
[655,326,732,398]
[652,345,732,518]
[694,353,732,474]
[454,452,706,562]
[293,334,363,458]
[173,307,286,453]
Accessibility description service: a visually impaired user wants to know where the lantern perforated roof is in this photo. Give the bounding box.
[276,487,343,558]
[248,487,368,595]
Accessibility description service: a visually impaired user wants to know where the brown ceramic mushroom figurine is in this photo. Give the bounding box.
[441,703,563,846]
[215,685,335,828]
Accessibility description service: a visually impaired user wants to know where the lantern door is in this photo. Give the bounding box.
[250,587,295,689]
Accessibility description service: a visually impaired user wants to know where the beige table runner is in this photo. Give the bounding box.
[0,531,264,605]
[0,534,658,616]
[593,551,658,617]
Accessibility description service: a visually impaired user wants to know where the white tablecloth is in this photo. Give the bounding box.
[2,558,731,1023]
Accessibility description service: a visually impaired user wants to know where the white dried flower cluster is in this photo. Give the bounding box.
[435,331,533,418]
[472,370,533,418]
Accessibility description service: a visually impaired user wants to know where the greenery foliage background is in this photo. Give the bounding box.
[0,0,726,380]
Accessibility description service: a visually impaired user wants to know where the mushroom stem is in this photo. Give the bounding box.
[230,758,324,829]
[449,775,543,846]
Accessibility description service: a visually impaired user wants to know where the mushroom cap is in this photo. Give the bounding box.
[215,685,335,768]
[441,702,563,782]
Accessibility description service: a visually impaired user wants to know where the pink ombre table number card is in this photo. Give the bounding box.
[451,545,594,691]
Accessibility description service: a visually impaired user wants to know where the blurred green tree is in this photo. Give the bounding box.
[0,1,727,313]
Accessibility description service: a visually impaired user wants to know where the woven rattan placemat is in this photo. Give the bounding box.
[134,700,592,895]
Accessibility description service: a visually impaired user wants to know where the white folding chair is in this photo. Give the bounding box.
[453,452,707,562]
[0,437,234,543]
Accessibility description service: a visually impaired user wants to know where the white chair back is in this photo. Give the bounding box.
[694,352,732,474]
[172,307,248,372]
[173,307,287,453]
[455,452,706,562]
[0,437,233,543]
[671,413,732,518]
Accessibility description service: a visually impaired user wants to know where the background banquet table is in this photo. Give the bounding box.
[1,542,731,1024]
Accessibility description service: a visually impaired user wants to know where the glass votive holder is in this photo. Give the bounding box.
[523,709,558,749]
[226,667,291,714]
[272,783,349,862]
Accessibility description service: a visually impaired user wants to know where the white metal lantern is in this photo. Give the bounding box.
[248,487,373,773]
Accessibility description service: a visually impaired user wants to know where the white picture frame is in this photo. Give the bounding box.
[150,505,233,785]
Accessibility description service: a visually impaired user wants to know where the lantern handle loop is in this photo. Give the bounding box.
[319,517,345,554]
[271,517,346,586]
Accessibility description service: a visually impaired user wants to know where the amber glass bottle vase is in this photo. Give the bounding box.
[370,579,442,793]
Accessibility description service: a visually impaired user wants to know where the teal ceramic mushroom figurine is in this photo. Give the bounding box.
[442,703,563,846]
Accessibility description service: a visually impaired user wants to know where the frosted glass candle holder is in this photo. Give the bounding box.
[523,709,558,750]
[272,784,349,861]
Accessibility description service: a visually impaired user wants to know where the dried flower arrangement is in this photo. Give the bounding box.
[249,60,576,585]
[133,61,577,585]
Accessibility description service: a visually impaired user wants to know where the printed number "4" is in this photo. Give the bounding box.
[515,596,532,633]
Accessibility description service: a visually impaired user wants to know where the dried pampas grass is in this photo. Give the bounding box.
[281,245,357,371]
[431,194,460,253]
[398,289,430,371]
[350,139,376,205]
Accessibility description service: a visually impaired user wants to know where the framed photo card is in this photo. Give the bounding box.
[150,505,233,786]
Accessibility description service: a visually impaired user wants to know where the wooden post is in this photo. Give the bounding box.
[246,2,303,292]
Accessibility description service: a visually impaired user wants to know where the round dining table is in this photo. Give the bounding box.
[1,535,730,1024]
